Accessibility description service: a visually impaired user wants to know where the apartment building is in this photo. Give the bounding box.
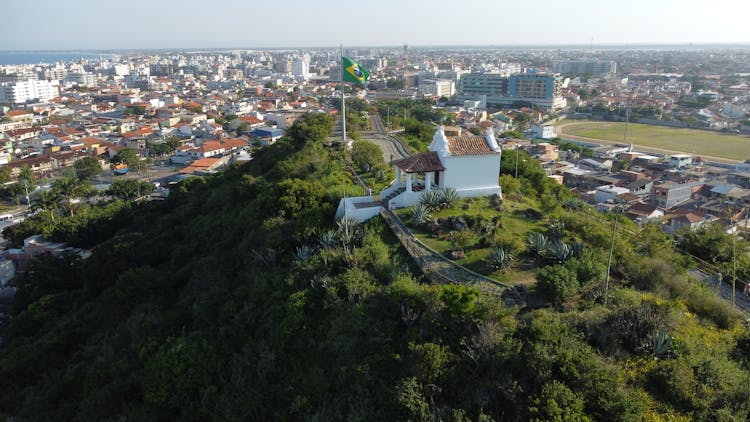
[552,60,617,77]
[459,72,565,110]
[0,79,59,104]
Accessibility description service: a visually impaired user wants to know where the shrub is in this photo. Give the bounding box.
[499,174,521,195]
[565,249,606,285]
[491,231,526,256]
[450,229,477,252]
[537,264,579,302]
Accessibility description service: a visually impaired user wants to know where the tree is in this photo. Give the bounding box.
[514,113,531,132]
[52,177,91,216]
[19,164,36,188]
[236,123,250,134]
[73,156,102,181]
[0,165,10,184]
[387,78,405,90]
[106,179,154,200]
[351,141,384,172]
[110,149,143,171]
[31,190,60,222]
[529,381,591,422]
[149,143,174,157]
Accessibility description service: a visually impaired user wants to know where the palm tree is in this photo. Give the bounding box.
[31,190,60,222]
[52,177,91,217]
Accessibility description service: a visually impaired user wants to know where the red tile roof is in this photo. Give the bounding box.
[221,138,248,149]
[6,110,31,117]
[447,135,494,156]
[392,151,445,173]
[239,116,262,124]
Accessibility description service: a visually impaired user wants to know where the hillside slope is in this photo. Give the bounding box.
[1,114,749,421]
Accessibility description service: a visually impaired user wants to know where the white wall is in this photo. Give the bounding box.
[335,196,382,222]
[441,154,501,194]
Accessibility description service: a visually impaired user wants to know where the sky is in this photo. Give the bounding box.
[2,0,749,50]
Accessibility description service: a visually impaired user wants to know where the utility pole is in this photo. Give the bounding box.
[515,145,520,178]
[23,181,30,208]
[732,207,744,310]
[623,107,631,144]
[604,207,619,305]
[341,45,347,149]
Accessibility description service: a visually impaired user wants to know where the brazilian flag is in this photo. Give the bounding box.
[342,56,369,87]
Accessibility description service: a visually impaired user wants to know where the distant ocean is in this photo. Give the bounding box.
[0,52,114,65]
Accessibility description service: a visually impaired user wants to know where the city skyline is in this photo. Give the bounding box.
[3,0,749,50]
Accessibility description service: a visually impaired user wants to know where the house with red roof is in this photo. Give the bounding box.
[5,110,33,122]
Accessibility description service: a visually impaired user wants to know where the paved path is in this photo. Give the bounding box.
[369,114,387,135]
[688,269,750,314]
[380,208,525,305]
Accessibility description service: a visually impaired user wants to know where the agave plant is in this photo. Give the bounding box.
[546,241,572,263]
[651,330,673,358]
[318,230,339,250]
[419,190,442,211]
[439,187,458,209]
[411,203,432,226]
[569,242,583,258]
[488,247,513,270]
[526,232,548,257]
[293,244,316,265]
[337,216,362,248]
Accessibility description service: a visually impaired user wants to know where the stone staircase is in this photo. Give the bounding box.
[379,208,526,305]
[381,187,405,208]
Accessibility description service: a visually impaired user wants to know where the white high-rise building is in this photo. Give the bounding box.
[114,63,130,76]
[418,79,455,97]
[292,59,310,79]
[0,79,59,104]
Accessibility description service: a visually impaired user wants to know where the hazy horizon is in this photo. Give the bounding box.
[3,0,749,50]
[3,42,750,54]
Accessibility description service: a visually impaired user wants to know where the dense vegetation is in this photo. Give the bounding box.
[1,113,749,420]
[375,99,453,151]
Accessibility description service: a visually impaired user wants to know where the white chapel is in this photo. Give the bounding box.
[336,126,503,221]
[380,126,503,209]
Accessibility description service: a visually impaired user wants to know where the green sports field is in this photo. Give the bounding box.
[557,121,750,161]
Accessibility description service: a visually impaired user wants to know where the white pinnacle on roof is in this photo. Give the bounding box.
[484,127,501,152]
[428,125,451,157]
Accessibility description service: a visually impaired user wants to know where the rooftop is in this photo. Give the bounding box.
[447,135,495,156]
[391,151,445,173]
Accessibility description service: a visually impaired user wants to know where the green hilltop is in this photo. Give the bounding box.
[1,113,749,421]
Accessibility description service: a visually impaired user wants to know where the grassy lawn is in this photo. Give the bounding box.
[394,196,546,286]
[359,168,395,194]
[557,120,750,160]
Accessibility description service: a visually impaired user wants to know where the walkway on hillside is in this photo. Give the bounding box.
[688,269,750,314]
[364,114,410,163]
[380,208,525,305]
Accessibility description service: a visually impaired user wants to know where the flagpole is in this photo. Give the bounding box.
[340,45,347,148]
